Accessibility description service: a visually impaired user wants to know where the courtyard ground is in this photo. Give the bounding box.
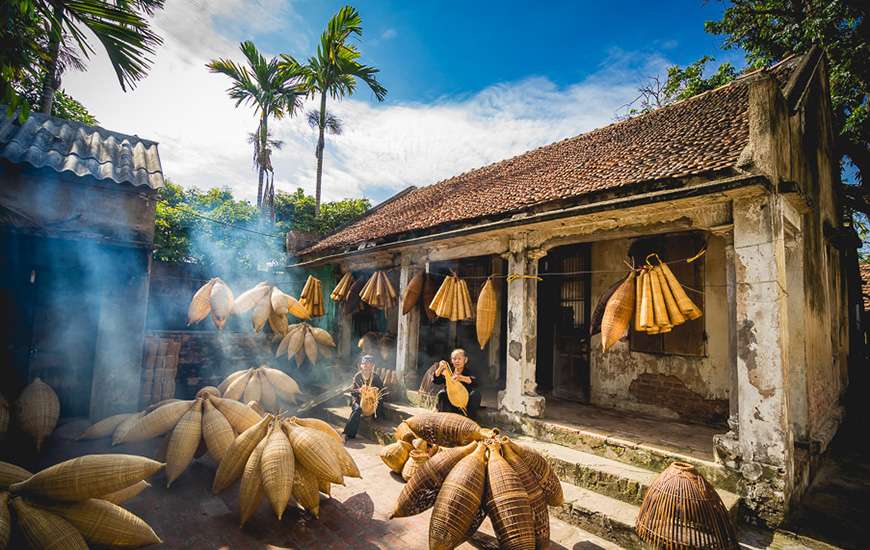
[21,419,621,550]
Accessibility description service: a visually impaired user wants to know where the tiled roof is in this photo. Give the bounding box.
[0,109,164,189]
[861,262,870,312]
[302,56,801,258]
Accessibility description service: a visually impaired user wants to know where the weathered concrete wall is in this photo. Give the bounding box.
[589,236,731,424]
[0,164,156,246]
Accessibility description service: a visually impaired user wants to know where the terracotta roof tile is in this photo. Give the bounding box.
[303,58,799,257]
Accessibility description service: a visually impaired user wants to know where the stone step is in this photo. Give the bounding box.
[555,481,644,549]
[513,436,740,517]
[315,399,739,516]
[471,407,738,493]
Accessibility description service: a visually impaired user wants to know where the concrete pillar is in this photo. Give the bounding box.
[497,237,546,417]
[732,193,794,525]
[487,256,504,384]
[784,221,809,442]
[89,250,151,420]
[395,257,420,393]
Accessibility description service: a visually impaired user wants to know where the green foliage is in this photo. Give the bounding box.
[274,188,371,234]
[662,56,738,102]
[45,88,97,124]
[705,0,869,215]
[154,182,370,266]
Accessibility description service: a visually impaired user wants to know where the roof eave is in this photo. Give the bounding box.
[290,172,771,269]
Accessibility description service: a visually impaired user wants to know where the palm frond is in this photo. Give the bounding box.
[306,109,343,135]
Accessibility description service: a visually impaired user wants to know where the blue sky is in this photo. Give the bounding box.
[66,0,746,204]
[257,1,739,103]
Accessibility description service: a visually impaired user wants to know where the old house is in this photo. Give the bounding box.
[295,50,855,527]
[0,110,163,421]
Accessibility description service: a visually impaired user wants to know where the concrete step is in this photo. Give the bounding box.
[315,397,739,507]
[513,435,740,516]
[471,407,738,493]
[556,481,643,549]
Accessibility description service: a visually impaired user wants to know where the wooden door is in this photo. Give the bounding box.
[541,245,591,402]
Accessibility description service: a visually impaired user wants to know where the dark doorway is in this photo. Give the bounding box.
[537,244,591,402]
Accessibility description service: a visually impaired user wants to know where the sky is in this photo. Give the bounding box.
[64,0,743,205]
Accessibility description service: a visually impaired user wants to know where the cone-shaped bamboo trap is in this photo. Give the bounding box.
[3,454,162,547]
[385,414,552,549]
[635,461,738,550]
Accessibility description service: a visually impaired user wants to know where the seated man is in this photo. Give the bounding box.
[343,354,384,442]
[432,348,482,418]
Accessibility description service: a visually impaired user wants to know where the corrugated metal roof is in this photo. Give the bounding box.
[0,109,164,189]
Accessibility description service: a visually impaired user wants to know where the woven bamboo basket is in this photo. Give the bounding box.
[291,417,341,442]
[485,442,535,550]
[402,272,424,314]
[77,413,135,440]
[429,442,487,550]
[224,371,251,401]
[165,399,203,487]
[10,454,164,502]
[261,367,301,402]
[232,283,271,315]
[283,423,343,484]
[218,368,249,395]
[11,497,88,549]
[635,461,738,550]
[601,272,636,351]
[502,438,549,548]
[0,462,32,489]
[505,440,564,506]
[38,497,162,547]
[202,398,235,462]
[243,373,262,404]
[476,278,497,348]
[404,413,482,447]
[16,378,60,451]
[401,449,430,482]
[209,279,234,329]
[120,400,193,443]
[239,435,269,527]
[394,421,416,443]
[208,395,261,434]
[187,278,215,325]
[292,464,321,517]
[379,440,412,474]
[0,491,9,549]
[212,415,270,494]
[100,480,150,505]
[260,422,294,519]
[443,365,470,415]
[391,441,478,518]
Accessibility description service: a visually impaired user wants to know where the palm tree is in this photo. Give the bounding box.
[280,5,387,216]
[208,41,304,215]
[33,0,164,114]
[247,130,284,218]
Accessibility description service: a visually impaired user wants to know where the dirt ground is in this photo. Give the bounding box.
[7,418,620,550]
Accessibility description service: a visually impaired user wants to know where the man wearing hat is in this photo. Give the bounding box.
[343,354,384,442]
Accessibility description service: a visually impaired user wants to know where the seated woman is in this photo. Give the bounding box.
[343,354,384,442]
[431,348,482,418]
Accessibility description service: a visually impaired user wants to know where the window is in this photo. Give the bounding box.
[629,232,706,356]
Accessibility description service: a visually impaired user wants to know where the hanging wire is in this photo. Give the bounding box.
[156,199,285,240]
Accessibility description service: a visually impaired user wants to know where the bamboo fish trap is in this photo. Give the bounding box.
[476,278,497,348]
[4,454,161,548]
[359,271,397,310]
[299,275,325,317]
[387,428,552,549]
[402,271,424,315]
[429,274,474,321]
[635,461,738,550]
[15,378,60,452]
[442,363,470,415]
[330,272,354,302]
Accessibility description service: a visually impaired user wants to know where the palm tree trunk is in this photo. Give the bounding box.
[256,115,267,210]
[314,91,327,217]
[40,5,65,114]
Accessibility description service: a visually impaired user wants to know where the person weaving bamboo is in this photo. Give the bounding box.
[343,355,384,442]
[432,348,481,417]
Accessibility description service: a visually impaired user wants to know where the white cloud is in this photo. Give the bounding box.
[381,28,397,40]
[63,1,672,205]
